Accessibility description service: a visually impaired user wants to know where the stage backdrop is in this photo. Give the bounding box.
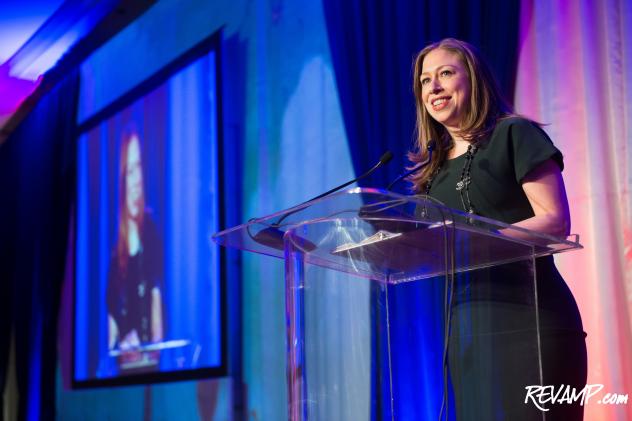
[515,0,632,419]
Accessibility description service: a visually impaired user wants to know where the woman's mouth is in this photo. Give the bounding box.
[431,97,451,111]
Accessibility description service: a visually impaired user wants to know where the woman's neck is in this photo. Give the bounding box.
[447,137,471,159]
[127,218,141,256]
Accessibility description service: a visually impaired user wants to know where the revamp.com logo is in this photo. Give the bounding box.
[525,384,628,411]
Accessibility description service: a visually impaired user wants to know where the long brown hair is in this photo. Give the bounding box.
[408,38,513,193]
[115,128,145,274]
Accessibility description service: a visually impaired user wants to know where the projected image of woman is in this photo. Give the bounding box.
[107,129,164,371]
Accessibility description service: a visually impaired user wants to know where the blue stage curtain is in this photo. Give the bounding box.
[0,70,79,421]
[323,1,521,419]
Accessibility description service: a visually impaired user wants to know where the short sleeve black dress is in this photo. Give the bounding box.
[427,117,587,420]
[107,215,165,347]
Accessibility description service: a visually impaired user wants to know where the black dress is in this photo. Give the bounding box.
[427,117,587,420]
[106,215,165,372]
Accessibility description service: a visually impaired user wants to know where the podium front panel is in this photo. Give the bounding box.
[284,221,545,420]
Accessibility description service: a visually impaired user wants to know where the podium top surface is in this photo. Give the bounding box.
[213,188,582,283]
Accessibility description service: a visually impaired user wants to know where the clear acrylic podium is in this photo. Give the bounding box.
[213,188,582,420]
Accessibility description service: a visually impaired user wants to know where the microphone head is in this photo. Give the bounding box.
[379,150,393,165]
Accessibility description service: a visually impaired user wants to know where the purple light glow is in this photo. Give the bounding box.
[0,64,40,114]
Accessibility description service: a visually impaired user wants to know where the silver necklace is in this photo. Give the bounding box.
[426,144,478,214]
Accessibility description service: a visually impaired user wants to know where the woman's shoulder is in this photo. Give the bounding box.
[491,115,563,174]
[494,115,540,132]
[490,115,553,145]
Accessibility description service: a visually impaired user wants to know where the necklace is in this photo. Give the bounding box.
[425,144,478,214]
[456,144,477,214]
[425,166,440,196]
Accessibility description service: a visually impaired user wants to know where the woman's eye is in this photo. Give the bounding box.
[421,78,430,85]
[440,70,452,77]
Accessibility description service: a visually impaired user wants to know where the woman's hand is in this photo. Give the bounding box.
[119,329,143,365]
[119,329,141,350]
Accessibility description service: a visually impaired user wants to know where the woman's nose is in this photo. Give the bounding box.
[429,79,443,93]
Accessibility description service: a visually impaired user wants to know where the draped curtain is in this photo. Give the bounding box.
[0,71,79,421]
[515,1,632,419]
[323,0,520,192]
[323,1,521,419]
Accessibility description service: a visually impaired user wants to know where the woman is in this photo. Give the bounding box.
[107,129,164,371]
[410,39,587,420]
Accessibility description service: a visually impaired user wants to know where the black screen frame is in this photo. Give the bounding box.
[71,29,228,389]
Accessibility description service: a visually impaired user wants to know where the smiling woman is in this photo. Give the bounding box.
[406,38,587,420]
[419,49,471,138]
[106,129,164,372]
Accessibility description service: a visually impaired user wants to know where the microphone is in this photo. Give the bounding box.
[250,151,394,250]
[306,150,393,204]
[356,140,438,233]
[386,140,436,190]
